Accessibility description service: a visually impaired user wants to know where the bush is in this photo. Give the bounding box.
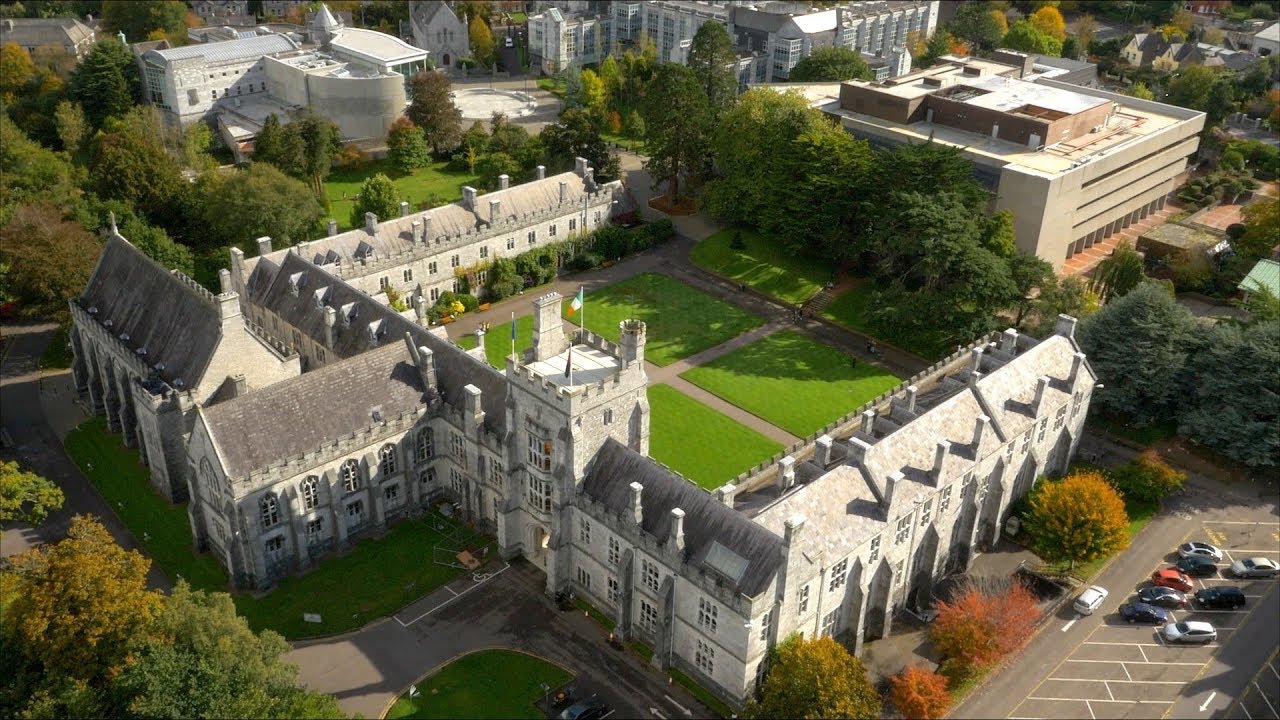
[1226,223,1248,240]
[565,252,599,272]
[1109,450,1186,503]
[644,218,675,244]
[890,666,952,720]
[457,292,479,313]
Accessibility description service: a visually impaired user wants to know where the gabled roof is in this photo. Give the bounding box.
[78,236,222,388]
[581,439,784,598]
[0,17,94,48]
[201,342,428,478]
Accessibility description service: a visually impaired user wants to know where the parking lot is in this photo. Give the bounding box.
[1009,520,1280,720]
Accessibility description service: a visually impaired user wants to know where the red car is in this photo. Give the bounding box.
[1152,568,1195,593]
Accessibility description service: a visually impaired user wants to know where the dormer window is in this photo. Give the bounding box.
[314,286,329,309]
[289,271,306,296]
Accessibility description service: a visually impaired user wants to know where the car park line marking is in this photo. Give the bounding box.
[1086,700,1096,720]
[395,562,510,627]
[663,695,691,716]
[1122,663,1132,681]
[1063,617,1078,632]
[1050,678,1187,685]
[649,708,666,719]
[1028,696,1171,704]
[1138,646,1150,663]
[1238,701,1253,719]
[1066,659,1203,666]
[601,711,616,719]
[1256,682,1278,719]
[1105,682,1115,701]
[1269,662,1279,680]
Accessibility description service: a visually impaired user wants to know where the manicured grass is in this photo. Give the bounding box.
[65,417,492,639]
[647,384,782,489]
[324,158,478,231]
[386,650,571,720]
[821,282,953,361]
[601,130,646,153]
[680,330,901,438]
[40,323,72,370]
[668,667,732,719]
[690,227,830,306]
[457,314,536,367]
[536,76,566,97]
[562,273,763,367]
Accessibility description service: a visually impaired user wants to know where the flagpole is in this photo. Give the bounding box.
[510,311,516,361]
[579,285,584,342]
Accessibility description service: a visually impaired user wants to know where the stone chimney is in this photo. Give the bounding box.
[422,214,432,242]
[714,483,736,507]
[670,507,685,552]
[971,346,984,373]
[618,319,646,367]
[230,373,247,397]
[814,434,834,467]
[1055,314,1078,339]
[630,482,644,525]
[256,236,272,256]
[489,199,501,225]
[499,174,510,190]
[879,471,902,512]
[364,212,378,233]
[399,201,410,217]
[462,383,484,430]
[536,165,546,180]
[327,219,338,236]
[1069,352,1086,387]
[1000,328,1018,354]
[861,409,876,435]
[783,514,805,549]
[574,156,588,176]
[905,384,918,413]
[216,291,241,327]
[404,334,439,390]
[412,293,427,323]
[777,456,796,492]
[933,440,951,484]
[584,167,594,187]
[973,415,990,453]
[411,220,421,241]
[848,437,872,466]
[462,186,478,210]
[218,268,233,294]
[559,181,568,205]
[324,306,337,347]
[531,292,568,361]
[1033,376,1050,417]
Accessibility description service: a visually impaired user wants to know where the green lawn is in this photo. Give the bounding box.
[562,273,763,367]
[647,384,782,489]
[821,282,953,361]
[386,650,571,720]
[680,330,901,438]
[536,76,566,98]
[40,323,73,370]
[456,314,535,367]
[65,418,492,639]
[690,227,830,306]
[324,158,478,231]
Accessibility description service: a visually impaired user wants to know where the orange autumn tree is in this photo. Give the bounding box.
[1024,470,1130,569]
[929,576,1040,674]
[890,665,953,719]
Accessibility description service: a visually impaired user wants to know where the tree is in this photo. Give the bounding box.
[1075,14,1098,55]
[599,54,620,104]
[1091,241,1145,302]
[1002,19,1063,56]
[1024,470,1130,569]
[889,665,952,720]
[1165,65,1218,112]
[929,575,1041,675]
[1110,449,1187,503]
[1030,5,1067,41]
[89,108,188,230]
[539,108,617,181]
[1029,275,1098,336]
[68,37,138,129]
[642,64,711,201]
[468,13,495,67]
[196,163,325,250]
[0,461,64,527]
[291,112,342,195]
[488,112,529,156]
[101,0,186,43]
[350,173,400,228]
[1078,282,1197,424]
[386,117,430,172]
[476,152,520,191]
[407,70,463,154]
[0,205,101,320]
[0,116,84,223]
[119,215,195,276]
[1235,198,1279,266]
[686,21,738,121]
[952,2,1008,51]
[1178,320,1280,469]
[1126,81,1155,100]
[747,635,879,720]
[623,109,645,140]
[114,582,345,719]
[579,67,606,117]
[1008,252,1054,325]
[0,42,35,103]
[918,29,958,67]
[789,46,874,82]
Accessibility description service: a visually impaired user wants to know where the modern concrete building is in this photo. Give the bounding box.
[813,53,1205,271]
[0,16,96,59]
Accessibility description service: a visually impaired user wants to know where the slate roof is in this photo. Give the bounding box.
[202,342,428,477]
[0,17,94,49]
[581,439,784,598]
[975,334,1086,443]
[753,464,884,563]
[247,251,509,435]
[78,236,222,389]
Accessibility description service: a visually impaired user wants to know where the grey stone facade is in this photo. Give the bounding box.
[409,0,470,70]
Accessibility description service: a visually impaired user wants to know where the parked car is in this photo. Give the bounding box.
[1119,602,1169,624]
[1176,556,1219,578]
[1074,585,1109,615]
[556,698,608,720]
[504,36,515,47]
[1138,586,1189,609]
[1179,542,1223,562]
[1152,568,1195,592]
[1195,586,1246,609]
[1164,620,1217,644]
[1231,557,1280,579]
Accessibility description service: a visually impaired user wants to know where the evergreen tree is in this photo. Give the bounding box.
[789,46,874,82]
[642,63,711,202]
[68,38,139,129]
[253,113,285,168]
[686,21,738,121]
[1179,320,1280,469]
[386,117,430,172]
[101,0,187,43]
[350,173,400,228]
[406,70,463,154]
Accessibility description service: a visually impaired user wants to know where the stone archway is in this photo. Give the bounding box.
[977,463,1006,552]
[528,524,550,570]
[864,559,895,642]
[909,525,941,613]
[442,52,451,68]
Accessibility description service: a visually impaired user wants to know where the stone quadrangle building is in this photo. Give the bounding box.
[69,162,1095,708]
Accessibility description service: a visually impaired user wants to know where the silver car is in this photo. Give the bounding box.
[1073,585,1108,615]
[1231,557,1280,578]
[1178,541,1223,562]
[1164,621,1217,644]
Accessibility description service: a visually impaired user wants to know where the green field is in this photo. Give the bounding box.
[386,650,571,720]
[65,418,492,639]
[821,282,952,361]
[324,159,478,231]
[680,330,901,438]
[456,314,535,367]
[561,273,763,366]
[646,384,783,489]
[690,227,830,306]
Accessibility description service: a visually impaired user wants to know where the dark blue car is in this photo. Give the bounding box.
[1119,602,1169,624]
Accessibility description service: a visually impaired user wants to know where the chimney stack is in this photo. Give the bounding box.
[848,437,872,466]
[490,199,501,225]
[783,514,806,548]
[973,415,990,453]
[462,186,477,210]
[323,306,337,347]
[536,165,546,180]
[861,409,876,435]
[814,434,834,467]
[327,219,338,236]
[1000,328,1018,354]
[218,268,232,294]
[971,346,984,373]
[499,174,510,190]
[231,373,247,397]
[399,201,410,217]
[364,212,377,234]
[1055,314,1078,339]
[905,384,918,413]
[1070,352,1086,387]
[933,440,951,483]
[714,483,736,507]
[778,456,796,492]
[670,508,685,552]
[1033,376,1051,416]
[559,181,568,205]
[880,471,902,511]
[584,167,594,187]
[574,156,588,176]
[256,236,272,256]
[630,482,644,525]
[411,220,421,241]
[422,214,432,242]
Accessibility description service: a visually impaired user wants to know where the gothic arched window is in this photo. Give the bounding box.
[341,459,362,493]
[379,443,398,476]
[260,493,280,529]
[301,476,319,510]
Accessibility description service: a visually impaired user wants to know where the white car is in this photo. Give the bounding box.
[1164,620,1217,644]
[1073,585,1108,615]
[1178,541,1223,562]
[1231,557,1280,578]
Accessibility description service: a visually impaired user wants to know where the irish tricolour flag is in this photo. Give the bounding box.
[567,287,584,316]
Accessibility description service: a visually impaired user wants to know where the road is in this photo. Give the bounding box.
[953,480,1280,720]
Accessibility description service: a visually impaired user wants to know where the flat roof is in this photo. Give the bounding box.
[525,344,619,389]
[959,75,1107,115]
